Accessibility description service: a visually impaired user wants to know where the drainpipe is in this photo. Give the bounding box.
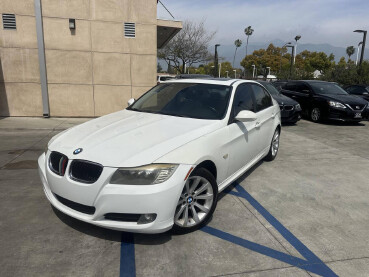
[34,0,50,117]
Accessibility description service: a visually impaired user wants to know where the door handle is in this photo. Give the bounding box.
[272,113,276,118]
[255,121,261,128]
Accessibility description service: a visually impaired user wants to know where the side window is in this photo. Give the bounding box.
[295,83,311,95]
[232,84,255,117]
[285,82,296,91]
[351,86,365,95]
[252,84,273,112]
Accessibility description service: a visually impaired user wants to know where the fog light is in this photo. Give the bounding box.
[137,213,157,224]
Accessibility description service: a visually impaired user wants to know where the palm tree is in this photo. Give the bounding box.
[346,46,355,61]
[244,26,254,58]
[233,39,242,67]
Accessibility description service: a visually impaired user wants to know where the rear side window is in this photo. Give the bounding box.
[232,84,255,117]
[295,83,311,94]
[285,83,297,90]
[251,84,273,112]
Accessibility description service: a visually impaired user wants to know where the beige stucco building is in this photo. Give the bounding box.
[0,0,181,117]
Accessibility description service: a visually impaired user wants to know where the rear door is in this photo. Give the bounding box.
[250,83,275,154]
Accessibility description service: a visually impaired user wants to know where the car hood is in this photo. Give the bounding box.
[48,110,223,167]
[272,94,298,105]
[317,94,368,105]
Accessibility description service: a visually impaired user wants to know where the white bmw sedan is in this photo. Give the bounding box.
[38,79,281,234]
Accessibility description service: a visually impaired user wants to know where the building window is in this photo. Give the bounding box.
[2,14,16,30]
[124,22,135,38]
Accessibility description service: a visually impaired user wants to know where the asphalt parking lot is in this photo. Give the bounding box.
[0,117,368,277]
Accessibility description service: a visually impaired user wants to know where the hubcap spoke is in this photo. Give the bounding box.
[183,206,189,227]
[194,202,209,213]
[194,182,210,197]
[191,205,200,223]
[195,193,213,200]
[175,204,186,220]
[189,177,201,194]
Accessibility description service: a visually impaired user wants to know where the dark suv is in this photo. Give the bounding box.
[281,80,368,122]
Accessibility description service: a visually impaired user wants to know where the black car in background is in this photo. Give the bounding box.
[258,81,301,123]
[281,80,368,122]
[272,81,288,91]
[344,85,369,101]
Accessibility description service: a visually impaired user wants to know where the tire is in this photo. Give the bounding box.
[172,168,218,234]
[310,107,321,122]
[265,128,280,161]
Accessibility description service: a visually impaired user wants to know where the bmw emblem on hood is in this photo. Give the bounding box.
[73,148,83,155]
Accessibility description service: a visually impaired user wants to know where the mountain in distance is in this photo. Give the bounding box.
[218,39,369,68]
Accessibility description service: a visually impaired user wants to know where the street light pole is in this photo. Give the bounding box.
[214,44,220,77]
[294,35,301,64]
[286,45,295,79]
[356,42,363,65]
[354,30,367,66]
[219,63,222,78]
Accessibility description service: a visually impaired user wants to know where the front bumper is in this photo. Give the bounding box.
[38,153,193,233]
[327,107,367,122]
[280,108,301,123]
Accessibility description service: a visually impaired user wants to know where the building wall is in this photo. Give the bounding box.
[0,0,157,117]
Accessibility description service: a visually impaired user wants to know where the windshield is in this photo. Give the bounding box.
[262,83,280,96]
[310,83,348,95]
[128,83,232,120]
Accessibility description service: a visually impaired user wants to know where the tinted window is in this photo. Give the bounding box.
[295,83,311,94]
[129,83,232,120]
[310,82,348,95]
[349,86,366,95]
[251,84,273,112]
[232,84,255,116]
[285,82,297,91]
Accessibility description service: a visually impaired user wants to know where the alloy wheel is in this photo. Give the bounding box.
[311,108,320,122]
[271,131,280,157]
[174,176,214,228]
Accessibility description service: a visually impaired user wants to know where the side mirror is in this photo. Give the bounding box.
[127,98,135,106]
[235,110,257,122]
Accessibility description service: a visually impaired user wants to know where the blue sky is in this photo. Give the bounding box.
[158,0,369,48]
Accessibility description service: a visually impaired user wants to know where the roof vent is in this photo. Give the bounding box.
[2,14,16,30]
[124,22,135,38]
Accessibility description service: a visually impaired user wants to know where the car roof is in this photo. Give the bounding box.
[164,78,261,87]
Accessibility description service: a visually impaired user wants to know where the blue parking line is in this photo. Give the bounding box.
[216,183,337,276]
[119,182,337,277]
[120,232,136,277]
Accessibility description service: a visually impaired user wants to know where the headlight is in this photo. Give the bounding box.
[295,104,301,110]
[110,164,178,185]
[328,101,346,109]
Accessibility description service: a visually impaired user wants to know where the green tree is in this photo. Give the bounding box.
[346,46,355,61]
[233,39,242,67]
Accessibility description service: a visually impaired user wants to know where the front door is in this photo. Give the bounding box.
[227,83,259,176]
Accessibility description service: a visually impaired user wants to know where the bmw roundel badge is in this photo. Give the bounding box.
[73,148,83,155]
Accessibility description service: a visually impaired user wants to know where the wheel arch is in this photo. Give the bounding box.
[195,160,217,181]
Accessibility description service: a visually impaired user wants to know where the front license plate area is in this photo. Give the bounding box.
[354,113,362,118]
